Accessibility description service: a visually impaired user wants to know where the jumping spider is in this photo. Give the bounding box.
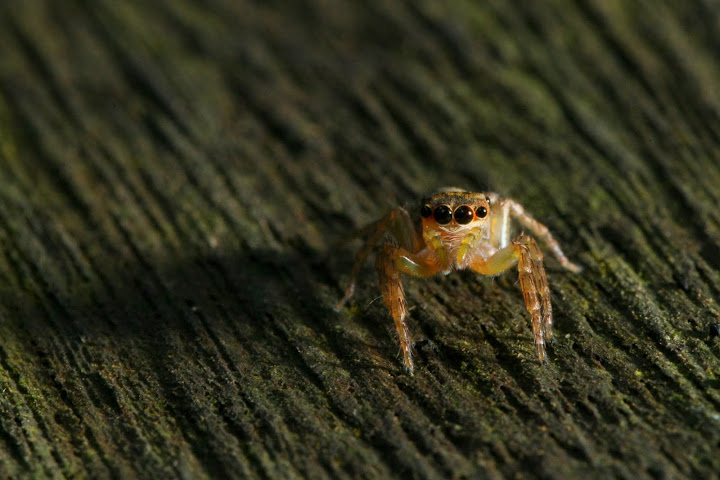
[337,189,581,374]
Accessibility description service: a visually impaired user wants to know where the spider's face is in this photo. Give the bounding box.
[419,191,491,233]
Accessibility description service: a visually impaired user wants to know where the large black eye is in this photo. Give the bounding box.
[476,206,488,218]
[433,205,453,224]
[420,205,432,218]
[455,205,474,224]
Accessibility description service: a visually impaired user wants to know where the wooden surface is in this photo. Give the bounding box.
[1,1,719,478]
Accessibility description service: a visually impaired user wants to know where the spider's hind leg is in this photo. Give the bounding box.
[504,198,582,273]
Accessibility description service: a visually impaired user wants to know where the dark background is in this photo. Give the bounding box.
[0,1,719,478]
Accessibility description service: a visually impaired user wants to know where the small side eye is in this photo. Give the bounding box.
[433,205,453,224]
[420,205,432,218]
[454,205,474,224]
[476,206,488,218]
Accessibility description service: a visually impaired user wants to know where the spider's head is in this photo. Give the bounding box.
[419,190,491,234]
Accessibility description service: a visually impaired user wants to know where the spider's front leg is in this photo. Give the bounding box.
[471,235,552,363]
[376,245,439,374]
[336,207,420,310]
[514,235,552,363]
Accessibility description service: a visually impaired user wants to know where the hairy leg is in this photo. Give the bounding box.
[336,207,420,310]
[376,245,439,374]
[487,194,582,273]
[470,235,552,363]
[505,198,582,273]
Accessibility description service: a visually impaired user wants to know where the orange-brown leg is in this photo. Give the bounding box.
[505,199,582,273]
[376,245,439,374]
[470,235,552,363]
[515,236,552,363]
[336,207,420,310]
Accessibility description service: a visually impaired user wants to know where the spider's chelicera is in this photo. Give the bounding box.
[336,189,582,374]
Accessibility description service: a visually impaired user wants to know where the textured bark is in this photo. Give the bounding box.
[0,1,719,478]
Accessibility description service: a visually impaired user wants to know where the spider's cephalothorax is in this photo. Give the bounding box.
[418,191,493,273]
[336,189,581,374]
